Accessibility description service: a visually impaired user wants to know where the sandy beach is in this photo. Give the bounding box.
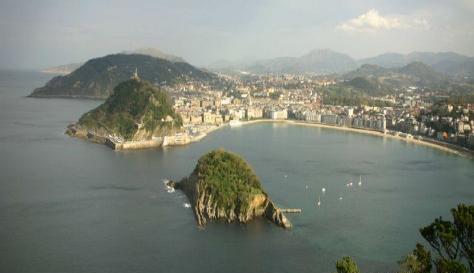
[217,119,474,159]
[92,119,472,158]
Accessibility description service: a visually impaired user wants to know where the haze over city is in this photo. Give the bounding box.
[1,0,474,69]
[1,1,474,273]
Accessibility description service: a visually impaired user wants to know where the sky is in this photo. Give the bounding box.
[1,0,473,69]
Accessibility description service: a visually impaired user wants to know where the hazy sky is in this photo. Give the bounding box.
[1,0,473,69]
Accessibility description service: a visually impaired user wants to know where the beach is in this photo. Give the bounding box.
[74,118,473,158]
[216,119,474,159]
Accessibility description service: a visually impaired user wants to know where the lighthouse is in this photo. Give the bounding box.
[131,68,140,81]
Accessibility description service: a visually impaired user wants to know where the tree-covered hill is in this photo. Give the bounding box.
[396,62,449,85]
[358,51,473,78]
[30,54,216,99]
[343,62,450,90]
[171,149,292,228]
[74,78,182,140]
[192,149,264,211]
[343,64,388,79]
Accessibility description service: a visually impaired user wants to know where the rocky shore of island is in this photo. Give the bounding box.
[167,149,295,229]
[65,78,205,150]
[66,123,225,150]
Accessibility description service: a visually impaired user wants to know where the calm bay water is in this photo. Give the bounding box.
[0,70,473,273]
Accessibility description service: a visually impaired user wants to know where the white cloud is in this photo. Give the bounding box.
[338,9,429,32]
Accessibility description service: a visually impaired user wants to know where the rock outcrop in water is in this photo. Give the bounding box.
[168,149,292,229]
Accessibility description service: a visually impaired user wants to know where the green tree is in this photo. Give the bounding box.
[336,256,360,273]
[416,204,473,273]
[435,258,468,273]
[420,217,459,260]
[399,244,432,273]
[193,149,264,212]
[269,91,282,100]
[452,204,474,272]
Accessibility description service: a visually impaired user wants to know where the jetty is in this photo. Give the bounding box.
[279,208,302,213]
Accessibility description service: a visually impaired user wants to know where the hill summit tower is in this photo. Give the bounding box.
[131,68,140,81]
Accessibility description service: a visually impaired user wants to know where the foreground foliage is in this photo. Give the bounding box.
[418,204,473,273]
[398,243,432,273]
[336,257,360,273]
[335,204,473,273]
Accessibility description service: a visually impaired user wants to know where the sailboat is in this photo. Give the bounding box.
[346,177,353,187]
[358,175,362,186]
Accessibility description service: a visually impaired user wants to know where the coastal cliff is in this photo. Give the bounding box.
[168,149,292,228]
[66,78,184,148]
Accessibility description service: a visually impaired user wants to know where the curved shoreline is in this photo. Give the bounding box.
[213,119,474,159]
[76,118,473,159]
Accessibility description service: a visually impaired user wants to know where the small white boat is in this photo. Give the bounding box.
[317,196,321,207]
[322,187,326,193]
[183,203,191,208]
[346,177,353,187]
[358,176,362,186]
[338,196,343,200]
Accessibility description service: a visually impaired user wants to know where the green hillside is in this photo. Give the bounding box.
[30,54,215,99]
[77,78,182,140]
[192,149,264,211]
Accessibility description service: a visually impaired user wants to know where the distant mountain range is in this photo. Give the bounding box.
[208,49,474,79]
[320,61,473,100]
[121,48,186,63]
[41,48,186,75]
[358,52,469,68]
[342,62,450,92]
[30,54,215,99]
[41,63,82,75]
[359,52,474,79]
[248,49,357,74]
[209,49,357,75]
[34,47,473,100]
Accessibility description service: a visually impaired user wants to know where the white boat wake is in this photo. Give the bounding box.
[162,179,175,193]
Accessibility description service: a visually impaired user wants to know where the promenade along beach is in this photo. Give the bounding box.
[237,119,473,158]
[96,117,473,158]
